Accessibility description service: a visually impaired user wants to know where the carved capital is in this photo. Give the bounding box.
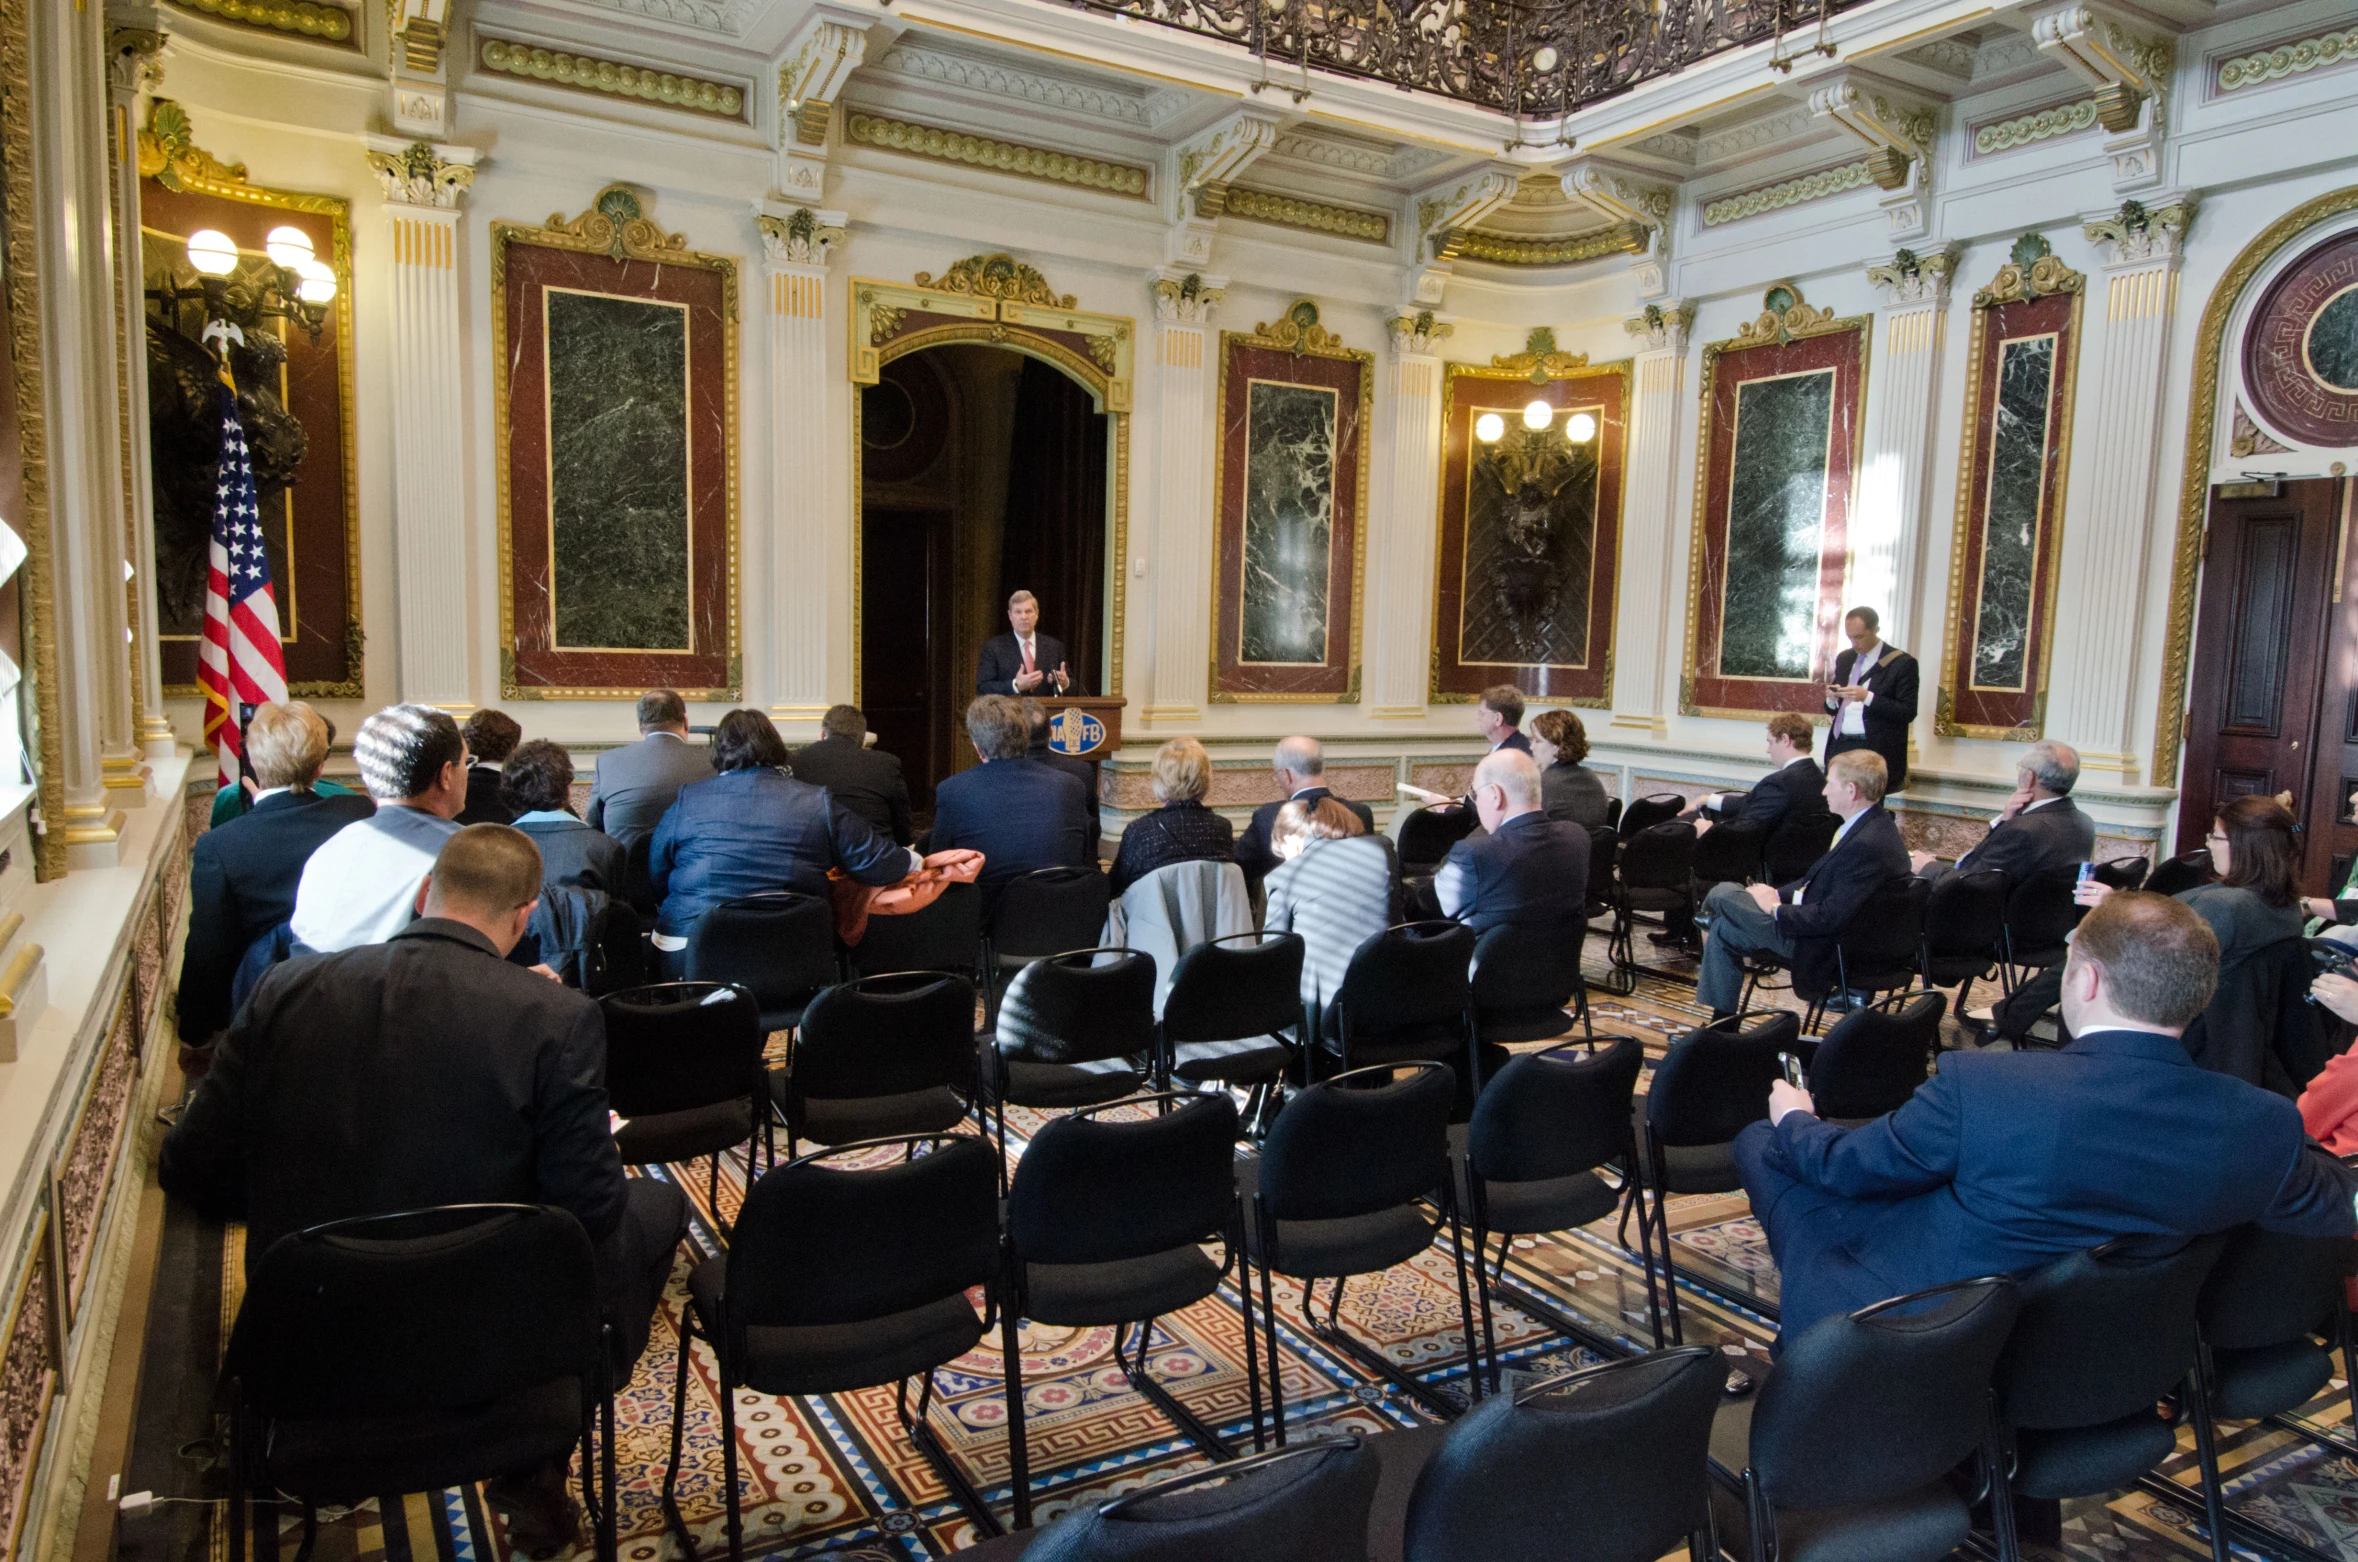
[1864,243,1960,306]
[365,138,477,208]
[1623,300,1694,353]
[1150,270,1225,326]
[2082,194,2197,267]
[1385,309,1454,357]
[106,29,166,98]
[756,206,845,270]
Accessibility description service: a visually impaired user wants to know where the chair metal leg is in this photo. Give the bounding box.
[1257,1246,1286,1446]
[2183,1359,2233,1562]
[899,1370,1005,1540]
[1002,1302,1033,1528]
[1443,1190,1484,1403]
[1471,1224,1501,1395]
[1237,1237,1266,1453]
[597,1325,619,1562]
[1648,1135,1684,1346]
[719,1366,744,1562]
[663,1310,698,1562]
[1118,1315,1235,1461]
[227,1382,247,1562]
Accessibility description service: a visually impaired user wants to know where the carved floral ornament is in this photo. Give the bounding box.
[546,184,694,264]
[1488,326,1587,382]
[1865,244,1959,305]
[1732,282,1845,346]
[755,207,843,268]
[1973,232,2085,309]
[1151,272,1225,324]
[364,140,475,209]
[1251,299,1352,358]
[914,253,1076,309]
[1387,309,1455,355]
[137,98,248,193]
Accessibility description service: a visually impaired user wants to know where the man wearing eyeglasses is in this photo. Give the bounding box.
[1428,749,1589,931]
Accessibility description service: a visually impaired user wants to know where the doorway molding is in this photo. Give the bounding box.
[848,257,1132,702]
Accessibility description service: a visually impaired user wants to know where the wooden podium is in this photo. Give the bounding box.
[1043,697,1126,759]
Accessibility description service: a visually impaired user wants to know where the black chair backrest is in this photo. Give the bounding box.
[728,1135,999,1332]
[1399,805,1479,873]
[1402,1347,1722,1562]
[1467,1036,1643,1186]
[790,973,976,1101]
[992,867,1114,961]
[1470,920,1581,1015]
[1584,825,1619,911]
[1646,1010,1799,1147]
[2003,865,2081,956]
[1618,793,1687,838]
[1922,868,2009,959]
[1749,1277,2021,1512]
[599,981,764,1118]
[998,947,1157,1065]
[1260,1062,1454,1222]
[1335,921,1475,1034]
[2198,1224,2350,1351]
[1164,931,1306,1044]
[1806,990,1942,1120]
[622,831,658,916]
[2146,848,2216,898]
[233,1204,597,1420]
[1993,1234,2228,1429]
[1832,874,1930,976]
[1616,820,1695,892]
[2095,856,2150,892]
[685,892,837,1014]
[849,881,982,976]
[1007,1093,1239,1265]
[1763,810,1839,886]
[1027,1436,1380,1562]
[1690,816,1768,888]
[1604,797,1624,830]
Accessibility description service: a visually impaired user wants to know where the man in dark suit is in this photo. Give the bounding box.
[976,589,1076,697]
[586,689,712,847]
[1235,735,1376,883]
[1824,606,1919,792]
[1693,750,1911,1018]
[1432,750,1591,931]
[179,701,375,1044]
[160,825,690,1552]
[925,695,1094,908]
[1657,713,1835,950]
[789,703,913,845]
[1477,682,1533,756]
[1914,739,2095,885]
[1736,891,2357,1348]
[459,709,523,825]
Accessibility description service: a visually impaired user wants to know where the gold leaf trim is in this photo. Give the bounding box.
[479,38,747,120]
[844,113,1148,199]
[1222,187,1389,243]
[1973,253,2085,308]
[1450,226,1645,266]
[2217,27,2358,93]
[1246,298,1352,358]
[136,98,249,193]
[914,253,1074,309]
[1702,162,1871,227]
[160,0,353,44]
[1972,97,2097,155]
[1732,282,1847,346]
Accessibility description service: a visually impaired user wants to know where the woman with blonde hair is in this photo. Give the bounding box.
[1264,796,1397,1014]
[1107,737,1234,895]
[1529,707,1611,828]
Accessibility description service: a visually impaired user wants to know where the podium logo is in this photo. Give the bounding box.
[1049,709,1106,757]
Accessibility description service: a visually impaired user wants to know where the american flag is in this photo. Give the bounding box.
[195,370,288,792]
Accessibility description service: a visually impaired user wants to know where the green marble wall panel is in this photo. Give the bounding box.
[1720,370,1835,680]
[545,288,691,651]
[2310,286,2358,391]
[1971,334,2057,690]
[1240,379,1336,665]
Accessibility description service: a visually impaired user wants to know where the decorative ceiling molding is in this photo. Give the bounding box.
[1270,129,1394,178]
[478,37,749,120]
[1626,129,1699,165]
[1452,227,1643,266]
[529,0,756,37]
[1971,95,2097,155]
[1695,103,1816,163]
[843,112,1151,198]
[1224,186,1390,242]
[1894,37,1976,78]
[1974,31,2045,80]
[161,0,356,46]
[871,43,1156,126]
[2214,25,2358,95]
[1701,159,1872,227]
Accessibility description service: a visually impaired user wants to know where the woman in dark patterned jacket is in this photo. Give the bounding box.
[1108,737,1235,896]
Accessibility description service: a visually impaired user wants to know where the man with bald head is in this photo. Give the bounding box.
[1234,735,1376,885]
[1430,749,1590,931]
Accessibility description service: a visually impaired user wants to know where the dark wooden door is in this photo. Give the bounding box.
[2177,479,2346,887]
[2298,481,2358,894]
[860,505,955,812]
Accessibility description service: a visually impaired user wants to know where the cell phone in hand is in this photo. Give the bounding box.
[1777,1051,1805,1087]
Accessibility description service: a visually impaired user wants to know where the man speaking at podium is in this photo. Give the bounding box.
[977,589,1078,698]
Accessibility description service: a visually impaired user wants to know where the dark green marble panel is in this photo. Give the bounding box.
[546,289,690,651]
[1241,380,1336,664]
[2309,286,2358,391]
[1971,333,2057,690]
[1720,370,1834,680]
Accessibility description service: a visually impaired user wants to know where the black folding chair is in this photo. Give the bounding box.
[1743,875,1928,1033]
[984,947,1154,1182]
[1470,919,1589,1053]
[983,865,1111,1014]
[663,1134,1004,1553]
[1406,1347,1723,1562]
[1690,816,1768,901]
[1160,930,1305,1131]
[2147,848,2216,897]
[1609,820,1697,982]
[1630,1009,1796,1345]
[226,1204,616,1562]
[1457,1037,1644,1380]
[1604,797,1624,830]
[1399,804,1479,876]
[1761,811,1838,887]
[1318,920,1480,1088]
[1618,792,1688,838]
[1708,1276,2020,1562]
[1242,1062,1482,1434]
[1021,1436,1378,1561]
[622,832,659,919]
[1998,866,2079,993]
[600,982,769,1215]
[1003,1092,1259,1524]
[770,972,977,1158]
[1805,989,1941,1125]
[847,880,982,979]
[1584,825,1627,995]
[2099,854,2151,891]
[1918,868,2008,1015]
[684,891,837,1034]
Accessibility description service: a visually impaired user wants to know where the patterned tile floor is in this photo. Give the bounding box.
[130,936,2357,1562]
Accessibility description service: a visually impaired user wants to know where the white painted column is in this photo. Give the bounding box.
[1856,253,1956,659]
[759,205,845,734]
[1141,269,1223,728]
[109,34,176,763]
[2046,200,2195,785]
[1610,303,1693,739]
[366,138,477,710]
[1367,310,1450,720]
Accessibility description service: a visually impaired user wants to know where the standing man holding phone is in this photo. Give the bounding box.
[1824,605,1919,793]
[977,589,1077,698]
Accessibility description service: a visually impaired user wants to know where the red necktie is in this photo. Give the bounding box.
[1021,639,1035,675]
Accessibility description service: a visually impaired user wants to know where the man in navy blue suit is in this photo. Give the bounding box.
[1431,750,1590,931]
[1737,891,2358,1347]
[1476,683,1532,756]
[975,589,1075,698]
[1234,735,1376,884]
[925,695,1095,908]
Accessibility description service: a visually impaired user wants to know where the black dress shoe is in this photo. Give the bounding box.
[1647,930,1698,952]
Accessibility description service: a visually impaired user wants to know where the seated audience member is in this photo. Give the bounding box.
[1530,708,1612,828]
[1687,712,1830,838]
[289,704,468,953]
[1398,685,1538,813]
[179,701,374,1043]
[160,825,690,1553]
[1430,750,1590,931]
[1264,797,1395,1014]
[2298,972,2358,1152]
[459,709,524,825]
[1736,891,2357,1348]
[586,689,712,848]
[650,710,915,964]
[1108,738,1234,896]
[1911,739,2093,883]
[1234,735,1376,883]
[787,703,913,845]
[501,739,626,894]
[1022,697,1101,858]
[925,696,1095,908]
[1693,750,1910,1020]
[211,713,358,828]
